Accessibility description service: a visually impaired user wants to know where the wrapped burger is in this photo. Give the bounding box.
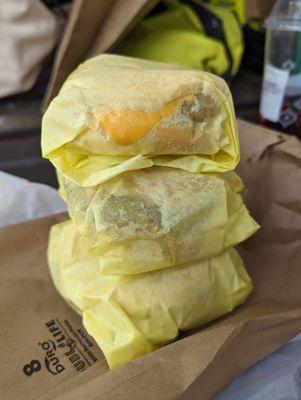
[49,219,253,368]
[58,169,258,275]
[42,54,240,188]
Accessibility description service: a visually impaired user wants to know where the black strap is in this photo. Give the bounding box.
[183,0,233,80]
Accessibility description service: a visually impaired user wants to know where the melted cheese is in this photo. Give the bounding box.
[100,99,183,145]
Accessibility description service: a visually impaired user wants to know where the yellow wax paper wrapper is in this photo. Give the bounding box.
[41,54,239,187]
[58,168,259,275]
[48,219,253,368]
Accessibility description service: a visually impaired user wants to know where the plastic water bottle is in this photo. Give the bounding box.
[260,0,301,138]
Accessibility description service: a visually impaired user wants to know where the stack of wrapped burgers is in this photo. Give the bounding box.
[42,55,259,368]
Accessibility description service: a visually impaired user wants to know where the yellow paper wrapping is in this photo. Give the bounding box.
[42,54,239,187]
[42,54,258,370]
[58,168,259,275]
[48,219,253,368]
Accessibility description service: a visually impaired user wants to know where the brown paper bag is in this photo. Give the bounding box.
[246,0,275,20]
[0,214,106,400]
[43,0,159,107]
[1,120,301,400]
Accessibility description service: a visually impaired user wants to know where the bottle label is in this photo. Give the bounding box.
[260,64,289,122]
